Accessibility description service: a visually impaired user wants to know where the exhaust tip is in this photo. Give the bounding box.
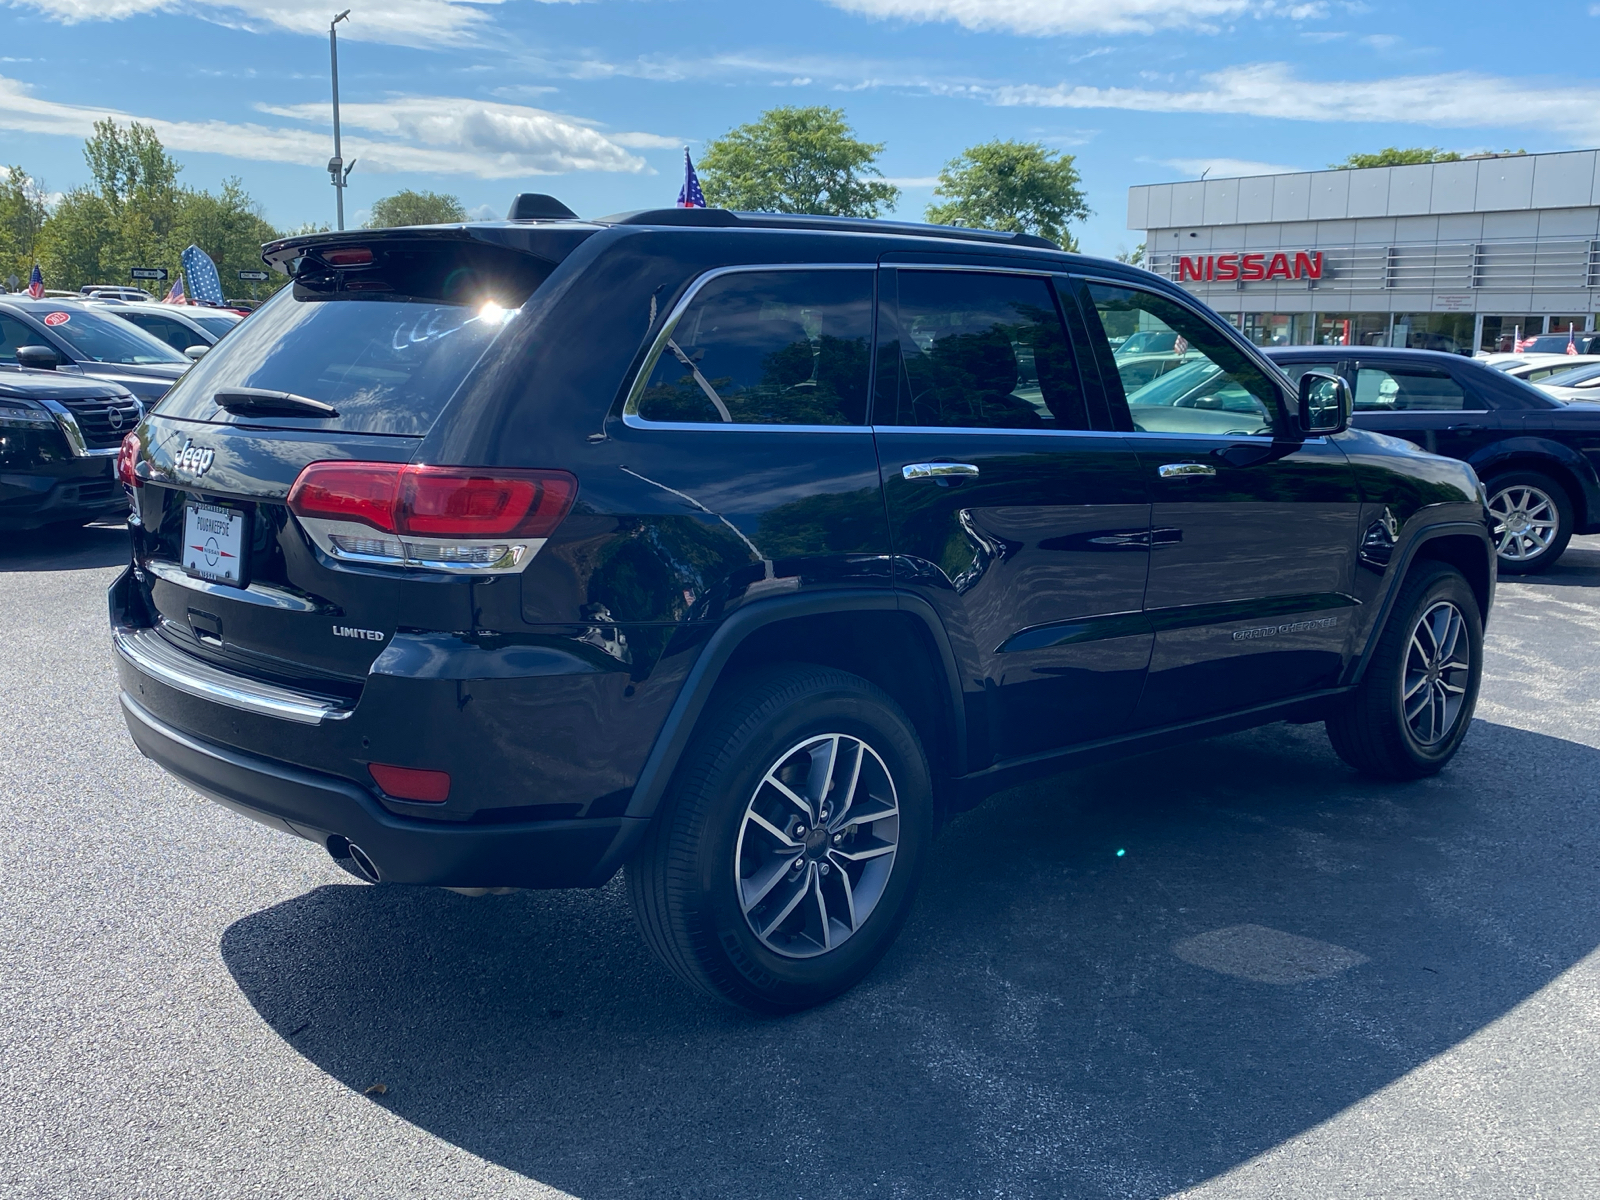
[345,843,381,883]
[328,835,381,883]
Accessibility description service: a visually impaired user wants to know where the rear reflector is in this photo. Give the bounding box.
[369,763,450,802]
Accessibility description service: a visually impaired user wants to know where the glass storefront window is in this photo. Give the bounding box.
[1481,314,1550,353]
[1314,312,1389,347]
[1239,313,1307,346]
[1391,313,1474,355]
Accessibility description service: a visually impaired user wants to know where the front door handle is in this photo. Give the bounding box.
[1157,462,1216,479]
[903,462,980,481]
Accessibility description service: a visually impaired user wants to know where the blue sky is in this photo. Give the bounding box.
[2,0,1599,256]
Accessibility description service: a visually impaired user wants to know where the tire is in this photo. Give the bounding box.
[1326,562,1483,780]
[626,664,933,1013]
[1486,470,1573,575]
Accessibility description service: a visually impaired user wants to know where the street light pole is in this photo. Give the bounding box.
[329,9,351,231]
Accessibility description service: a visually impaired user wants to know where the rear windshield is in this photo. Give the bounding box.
[189,314,240,337]
[151,241,554,435]
[42,306,189,365]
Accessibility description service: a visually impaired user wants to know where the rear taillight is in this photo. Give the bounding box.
[116,432,141,489]
[287,461,577,573]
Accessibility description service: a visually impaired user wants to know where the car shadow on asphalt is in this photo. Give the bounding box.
[0,522,128,573]
[220,718,1600,1200]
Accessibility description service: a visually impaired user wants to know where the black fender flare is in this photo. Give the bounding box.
[1345,519,1495,687]
[622,589,966,825]
[1468,436,1600,526]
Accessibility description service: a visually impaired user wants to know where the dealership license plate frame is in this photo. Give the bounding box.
[181,501,250,587]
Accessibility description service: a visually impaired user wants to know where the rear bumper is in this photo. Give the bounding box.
[119,690,645,888]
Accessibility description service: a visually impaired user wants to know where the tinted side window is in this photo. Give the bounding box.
[634,269,873,426]
[1086,283,1282,437]
[879,270,1087,430]
[1275,360,1341,383]
[1354,366,1469,411]
[0,312,50,363]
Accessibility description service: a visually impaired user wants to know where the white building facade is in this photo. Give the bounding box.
[1126,150,1600,354]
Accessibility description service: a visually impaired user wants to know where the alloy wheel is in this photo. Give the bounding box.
[1488,484,1558,562]
[734,733,900,960]
[1403,600,1471,746]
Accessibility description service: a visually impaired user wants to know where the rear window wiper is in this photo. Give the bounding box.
[213,388,339,418]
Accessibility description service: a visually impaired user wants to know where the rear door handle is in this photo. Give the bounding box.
[1157,463,1216,479]
[903,462,980,480]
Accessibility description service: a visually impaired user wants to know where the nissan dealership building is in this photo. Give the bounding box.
[1127,148,1600,354]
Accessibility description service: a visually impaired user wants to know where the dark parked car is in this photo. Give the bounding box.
[88,301,242,356]
[110,204,1494,1011]
[0,299,190,404]
[1268,345,1600,573]
[0,369,139,530]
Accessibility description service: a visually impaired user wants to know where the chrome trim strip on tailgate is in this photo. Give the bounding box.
[112,625,353,725]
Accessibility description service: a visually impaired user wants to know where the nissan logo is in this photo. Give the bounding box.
[107,406,124,430]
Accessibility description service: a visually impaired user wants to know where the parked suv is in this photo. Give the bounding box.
[110,205,1495,1011]
[1268,345,1600,573]
[0,298,191,404]
[1,369,139,529]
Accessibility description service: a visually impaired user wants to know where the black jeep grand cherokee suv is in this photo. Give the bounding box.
[110,203,1495,1011]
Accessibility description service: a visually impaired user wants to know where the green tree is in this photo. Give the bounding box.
[1115,243,1146,266]
[176,178,286,299]
[33,122,284,294]
[0,166,48,285]
[365,189,467,228]
[1330,147,1463,169]
[698,106,899,218]
[925,140,1089,250]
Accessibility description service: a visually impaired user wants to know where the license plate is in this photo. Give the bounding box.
[182,502,246,584]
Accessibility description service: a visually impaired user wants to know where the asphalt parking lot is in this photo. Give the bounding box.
[2,526,1598,1200]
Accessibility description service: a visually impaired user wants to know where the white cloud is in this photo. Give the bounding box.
[261,97,659,174]
[0,76,665,178]
[881,175,940,187]
[0,0,578,49]
[824,0,1311,36]
[988,63,1600,143]
[1160,156,1305,177]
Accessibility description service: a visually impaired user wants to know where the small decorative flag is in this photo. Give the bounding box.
[181,244,225,306]
[162,276,186,305]
[27,264,43,299]
[1567,327,1578,355]
[677,147,705,209]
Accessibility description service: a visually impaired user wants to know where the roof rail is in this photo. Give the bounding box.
[595,207,1059,250]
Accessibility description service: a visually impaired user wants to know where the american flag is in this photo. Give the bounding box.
[181,244,225,306]
[677,147,706,209]
[26,264,43,299]
[162,276,186,305]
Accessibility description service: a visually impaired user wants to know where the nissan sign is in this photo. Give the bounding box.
[1178,251,1324,283]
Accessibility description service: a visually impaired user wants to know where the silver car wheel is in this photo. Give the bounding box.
[1403,600,1471,746]
[1488,484,1559,562]
[734,733,899,960]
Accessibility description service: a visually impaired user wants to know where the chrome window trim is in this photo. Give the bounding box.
[621,262,878,432]
[867,423,1325,444]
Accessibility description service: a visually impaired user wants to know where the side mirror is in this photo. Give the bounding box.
[16,344,60,371]
[1297,370,1352,435]
[184,344,209,361]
